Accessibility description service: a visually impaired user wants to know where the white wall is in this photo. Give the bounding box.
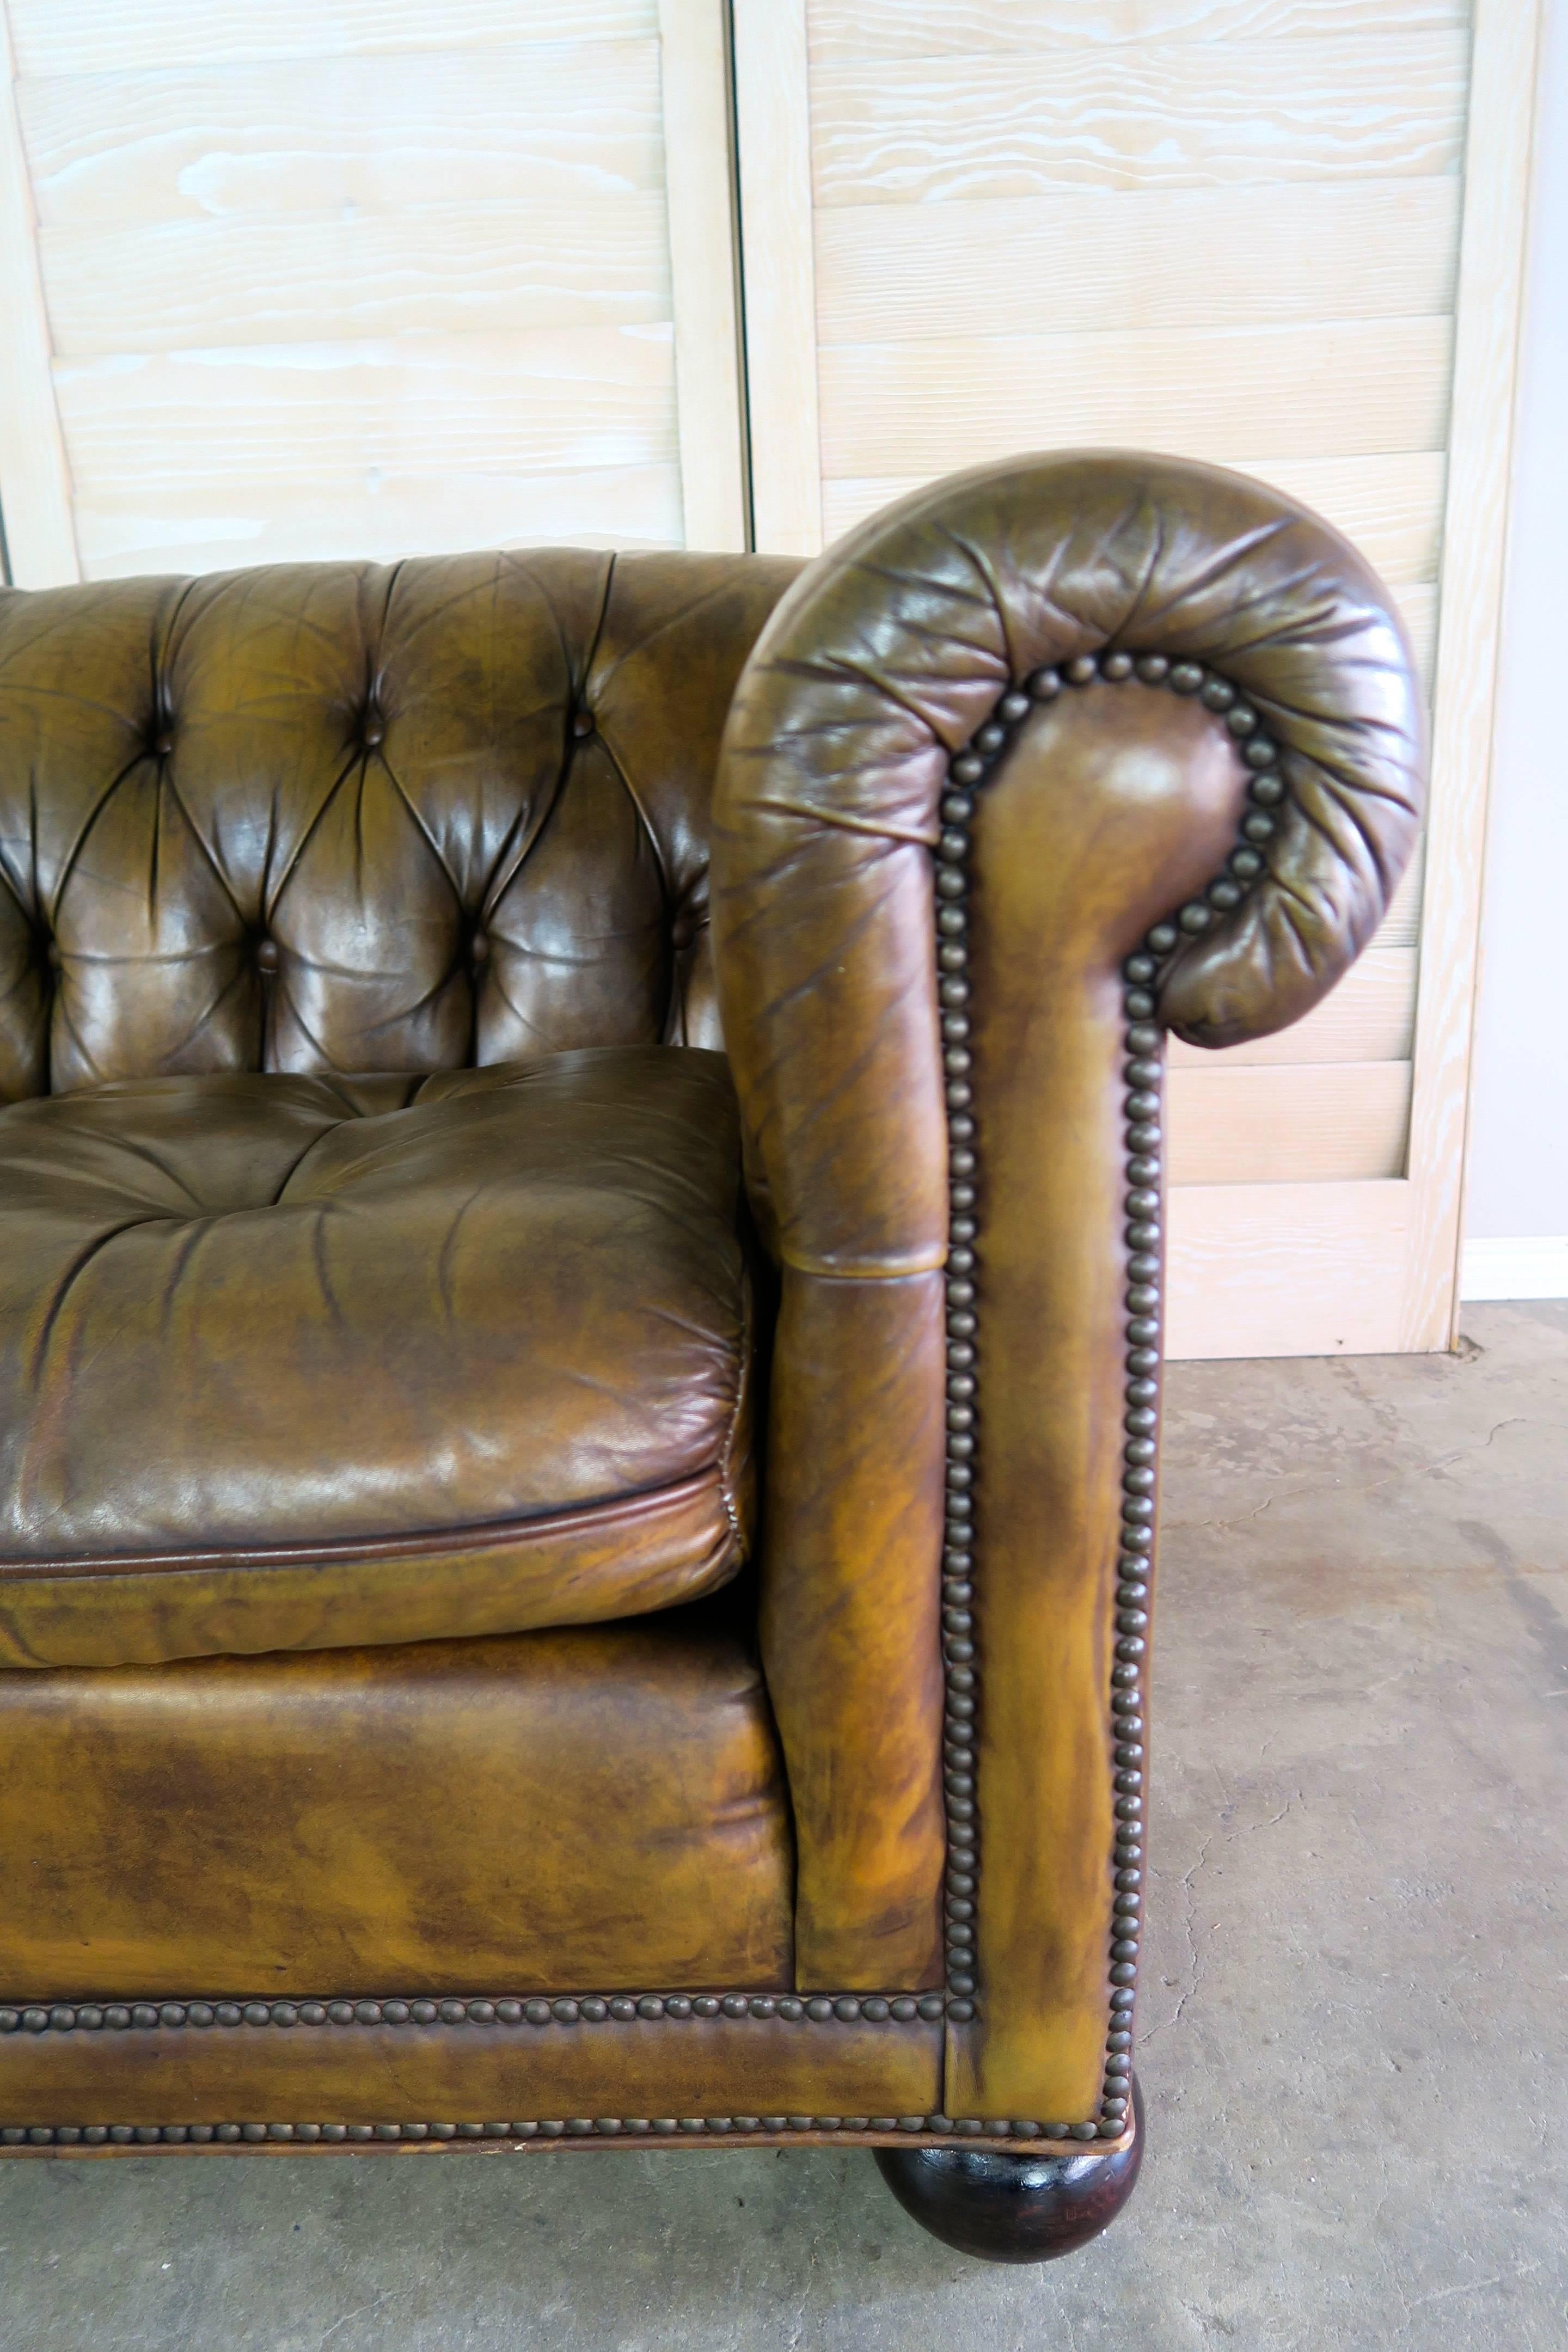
[1462,0,1568,1300]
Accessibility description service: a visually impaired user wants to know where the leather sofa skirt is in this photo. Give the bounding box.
[0,2007,946,2154]
[0,1601,974,2149]
[0,1608,792,2000]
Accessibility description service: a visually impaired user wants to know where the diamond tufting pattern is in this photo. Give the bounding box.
[0,549,801,1101]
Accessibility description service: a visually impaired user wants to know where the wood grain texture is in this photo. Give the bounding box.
[816,179,1460,342]
[810,1,1468,65]
[817,316,1454,478]
[0,2,78,585]
[1396,582,1438,691]
[733,0,822,553]
[812,36,1469,206]
[71,465,685,581]
[1375,845,1425,950]
[1400,0,1543,1348]
[1167,947,1416,1069]
[659,0,747,550]
[1166,1180,1411,1358]
[8,0,656,75]
[757,0,1511,1358]
[19,44,666,229]
[40,197,673,355]
[1234,453,1448,585]
[823,451,1447,585]
[1167,1061,1412,1186]
[54,327,678,502]
[12,7,732,582]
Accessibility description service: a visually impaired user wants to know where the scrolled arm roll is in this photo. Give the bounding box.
[711,454,1425,2087]
[716,451,1424,1263]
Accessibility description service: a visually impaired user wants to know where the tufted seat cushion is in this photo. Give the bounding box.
[0,1046,754,1671]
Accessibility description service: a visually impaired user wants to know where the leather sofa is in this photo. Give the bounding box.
[0,455,1423,2261]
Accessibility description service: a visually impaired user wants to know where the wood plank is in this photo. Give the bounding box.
[1167,947,1416,1068]
[1375,842,1424,950]
[0,4,78,586]
[818,316,1454,479]
[824,451,1447,586]
[816,179,1461,342]
[72,464,685,580]
[812,36,1469,206]
[1166,1060,1411,1186]
[1166,1179,1411,1358]
[1394,581,1437,691]
[39,197,672,355]
[1224,454,1447,583]
[810,2,1468,66]
[1401,0,1543,1349]
[53,328,678,495]
[19,44,666,230]
[9,0,656,76]
[659,0,747,550]
[733,0,823,553]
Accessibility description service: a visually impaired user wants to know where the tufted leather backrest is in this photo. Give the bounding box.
[0,550,799,1098]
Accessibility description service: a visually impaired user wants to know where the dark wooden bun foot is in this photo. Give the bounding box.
[874,2078,1144,2264]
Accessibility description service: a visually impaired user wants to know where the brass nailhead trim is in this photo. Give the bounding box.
[0,2115,1111,2148]
[0,1992,951,2037]
[4,651,1273,2154]
[0,1994,1052,2145]
[935,649,1287,2132]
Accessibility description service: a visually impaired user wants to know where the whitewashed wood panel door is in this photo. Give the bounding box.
[734,0,1542,1358]
[0,0,746,583]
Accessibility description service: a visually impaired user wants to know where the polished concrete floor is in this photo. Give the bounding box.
[1,1300,1564,2350]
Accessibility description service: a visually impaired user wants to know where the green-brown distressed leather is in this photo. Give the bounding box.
[0,1609,792,2000]
[0,461,1424,2139]
[0,553,801,1671]
[712,452,1425,2103]
[0,1050,754,1669]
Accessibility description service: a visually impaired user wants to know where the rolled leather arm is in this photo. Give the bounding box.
[712,455,1424,2111]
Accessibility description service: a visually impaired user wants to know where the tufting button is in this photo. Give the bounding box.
[570,709,594,739]
[45,939,60,970]
[255,939,280,975]
[362,715,384,748]
[153,731,174,757]
[469,932,489,966]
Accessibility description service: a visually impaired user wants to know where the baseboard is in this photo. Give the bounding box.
[1460,1235,1568,1300]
